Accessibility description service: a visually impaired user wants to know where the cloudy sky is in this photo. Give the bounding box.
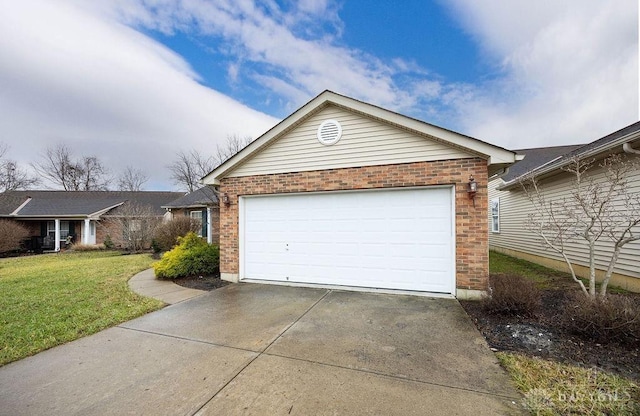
[0,0,637,190]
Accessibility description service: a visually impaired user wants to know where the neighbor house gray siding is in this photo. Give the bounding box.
[489,159,640,280]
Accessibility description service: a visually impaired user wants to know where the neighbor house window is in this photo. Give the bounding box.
[490,198,500,233]
[190,211,203,236]
[47,221,70,240]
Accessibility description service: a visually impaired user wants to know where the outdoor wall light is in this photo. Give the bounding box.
[467,175,477,205]
[222,193,231,207]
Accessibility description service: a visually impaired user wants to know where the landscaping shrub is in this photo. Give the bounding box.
[483,274,541,317]
[153,232,219,279]
[0,220,29,253]
[153,216,201,252]
[103,235,115,250]
[562,292,640,345]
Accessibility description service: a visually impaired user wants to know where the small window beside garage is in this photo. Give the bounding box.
[490,198,500,233]
[317,119,342,146]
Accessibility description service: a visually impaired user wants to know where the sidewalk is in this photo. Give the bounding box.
[128,269,206,304]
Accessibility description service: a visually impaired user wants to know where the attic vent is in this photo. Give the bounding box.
[317,119,342,146]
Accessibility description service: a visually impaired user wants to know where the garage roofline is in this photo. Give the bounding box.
[202,90,517,185]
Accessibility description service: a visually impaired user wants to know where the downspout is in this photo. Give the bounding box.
[623,142,640,155]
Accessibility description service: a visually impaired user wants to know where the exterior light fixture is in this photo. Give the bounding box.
[467,175,477,206]
[222,193,231,207]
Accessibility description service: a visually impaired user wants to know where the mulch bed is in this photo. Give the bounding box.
[460,284,640,381]
[172,273,230,291]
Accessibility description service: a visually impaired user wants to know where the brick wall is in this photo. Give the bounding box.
[219,158,489,291]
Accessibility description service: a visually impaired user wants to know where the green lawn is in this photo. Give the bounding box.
[489,250,639,414]
[0,251,163,366]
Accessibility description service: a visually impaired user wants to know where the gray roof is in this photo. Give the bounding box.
[501,145,584,182]
[162,186,218,209]
[0,191,184,218]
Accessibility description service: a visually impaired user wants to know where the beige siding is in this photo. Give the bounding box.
[489,158,640,280]
[228,105,474,177]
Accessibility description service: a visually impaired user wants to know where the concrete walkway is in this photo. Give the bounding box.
[0,284,526,415]
[128,268,206,304]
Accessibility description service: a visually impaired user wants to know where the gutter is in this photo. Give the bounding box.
[623,142,640,155]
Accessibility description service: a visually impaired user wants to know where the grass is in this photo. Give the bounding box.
[498,352,640,415]
[489,251,640,414]
[0,251,163,366]
[489,250,573,288]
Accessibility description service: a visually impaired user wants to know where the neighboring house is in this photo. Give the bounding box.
[0,191,184,251]
[489,121,640,292]
[202,90,518,299]
[162,186,220,244]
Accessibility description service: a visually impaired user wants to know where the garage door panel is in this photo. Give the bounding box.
[241,187,454,293]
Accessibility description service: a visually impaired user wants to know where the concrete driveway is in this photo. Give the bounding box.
[0,284,525,415]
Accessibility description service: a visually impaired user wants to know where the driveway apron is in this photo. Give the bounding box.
[0,284,525,415]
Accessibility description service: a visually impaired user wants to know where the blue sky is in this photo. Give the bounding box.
[0,0,637,190]
[147,0,485,119]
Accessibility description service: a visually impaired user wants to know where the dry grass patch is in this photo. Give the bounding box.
[498,352,640,415]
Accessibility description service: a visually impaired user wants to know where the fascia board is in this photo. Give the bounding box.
[10,197,32,215]
[202,93,331,185]
[89,202,125,218]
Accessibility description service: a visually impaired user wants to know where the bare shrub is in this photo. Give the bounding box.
[0,220,29,253]
[153,216,201,252]
[483,274,542,317]
[70,243,105,251]
[562,292,640,345]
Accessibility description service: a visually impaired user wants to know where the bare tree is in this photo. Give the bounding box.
[117,166,148,191]
[103,202,161,252]
[168,150,215,192]
[168,135,252,192]
[32,144,111,190]
[521,154,640,298]
[0,144,39,191]
[213,134,252,166]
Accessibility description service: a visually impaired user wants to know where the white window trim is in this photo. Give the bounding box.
[490,198,500,233]
[47,220,70,240]
[190,210,204,237]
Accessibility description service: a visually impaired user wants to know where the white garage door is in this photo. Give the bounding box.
[240,187,455,294]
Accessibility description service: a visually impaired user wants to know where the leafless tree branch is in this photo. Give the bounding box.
[521,154,640,298]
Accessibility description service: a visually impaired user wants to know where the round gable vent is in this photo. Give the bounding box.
[317,119,342,146]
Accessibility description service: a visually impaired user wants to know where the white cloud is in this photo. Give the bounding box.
[442,0,638,147]
[102,0,637,148]
[0,0,277,190]
[98,0,441,113]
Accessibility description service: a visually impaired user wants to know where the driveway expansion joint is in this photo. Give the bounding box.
[260,351,522,401]
[116,325,261,354]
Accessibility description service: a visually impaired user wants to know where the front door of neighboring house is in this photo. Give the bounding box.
[87,221,96,244]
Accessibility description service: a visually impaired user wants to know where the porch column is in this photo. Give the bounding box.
[206,207,212,244]
[84,219,90,244]
[54,219,61,252]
